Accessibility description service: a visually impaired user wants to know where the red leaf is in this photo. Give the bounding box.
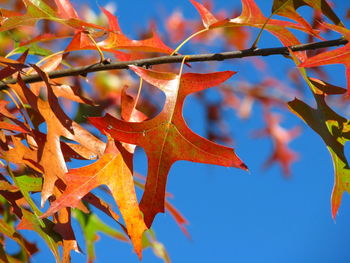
[189,0,218,28]
[98,8,173,54]
[190,0,314,61]
[54,0,79,20]
[0,121,29,133]
[254,110,300,176]
[229,0,308,57]
[299,24,350,93]
[89,66,247,227]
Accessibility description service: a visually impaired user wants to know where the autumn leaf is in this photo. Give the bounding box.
[121,86,148,123]
[89,66,247,227]
[272,0,342,28]
[253,110,300,176]
[0,55,27,69]
[65,7,173,56]
[2,136,42,173]
[120,85,148,153]
[98,8,173,54]
[308,77,347,95]
[0,177,18,192]
[16,66,105,205]
[0,121,29,133]
[41,138,147,259]
[299,23,350,94]
[134,176,190,237]
[0,0,105,32]
[189,0,220,29]
[190,0,312,60]
[288,93,350,218]
[0,50,29,81]
[288,54,350,218]
[54,0,79,20]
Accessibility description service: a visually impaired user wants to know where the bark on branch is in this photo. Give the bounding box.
[0,37,347,89]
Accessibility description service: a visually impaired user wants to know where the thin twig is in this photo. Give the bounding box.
[0,37,347,89]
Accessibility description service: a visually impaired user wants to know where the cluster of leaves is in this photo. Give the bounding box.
[0,0,350,262]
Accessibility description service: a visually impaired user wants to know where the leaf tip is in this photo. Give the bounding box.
[331,184,343,220]
[240,162,249,171]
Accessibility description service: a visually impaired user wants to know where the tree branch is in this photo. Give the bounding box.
[0,37,347,89]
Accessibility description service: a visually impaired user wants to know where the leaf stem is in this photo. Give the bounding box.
[26,51,65,75]
[87,33,105,62]
[171,28,209,55]
[250,13,273,49]
[131,78,143,116]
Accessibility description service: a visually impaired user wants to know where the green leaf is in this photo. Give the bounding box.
[15,175,42,215]
[11,44,53,57]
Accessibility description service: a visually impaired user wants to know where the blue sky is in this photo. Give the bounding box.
[11,0,350,262]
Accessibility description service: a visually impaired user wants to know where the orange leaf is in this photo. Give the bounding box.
[98,8,173,54]
[189,0,218,29]
[16,66,105,205]
[42,138,147,259]
[89,66,247,227]
[0,121,29,133]
[0,50,28,80]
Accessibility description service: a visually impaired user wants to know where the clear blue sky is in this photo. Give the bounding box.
[17,0,350,262]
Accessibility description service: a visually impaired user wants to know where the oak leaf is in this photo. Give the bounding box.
[41,138,147,259]
[272,0,342,28]
[299,23,350,94]
[288,92,350,218]
[89,66,248,227]
[253,110,300,176]
[190,0,316,60]
[98,8,173,54]
[65,7,173,57]
[16,66,105,205]
[288,57,350,218]
[0,0,105,32]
